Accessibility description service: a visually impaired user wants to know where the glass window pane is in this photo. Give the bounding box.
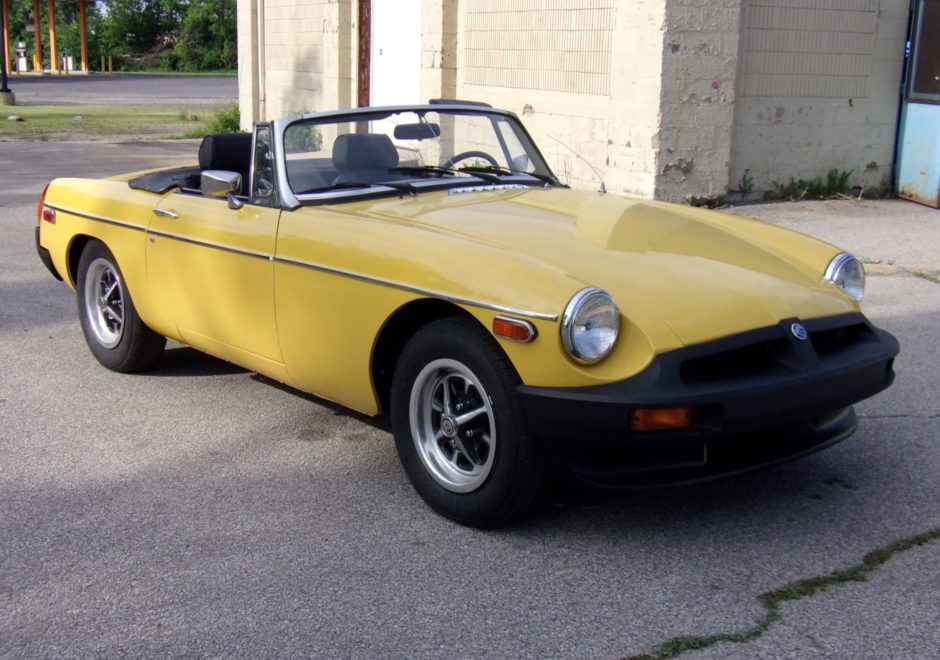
[910,0,940,101]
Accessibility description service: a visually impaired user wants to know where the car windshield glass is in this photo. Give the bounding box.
[283,109,556,196]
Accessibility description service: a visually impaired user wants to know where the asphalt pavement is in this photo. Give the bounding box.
[3,74,237,107]
[1,140,938,658]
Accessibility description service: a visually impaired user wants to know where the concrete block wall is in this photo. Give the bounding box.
[655,0,743,201]
[729,0,908,196]
[235,0,910,201]
[455,0,664,197]
[420,0,458,101]
[237,0,356,127]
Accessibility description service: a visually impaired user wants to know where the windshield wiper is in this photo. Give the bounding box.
[388,165,458,177]
[458,165,560,186]
[390,165,502,184]
[297,181,418,195]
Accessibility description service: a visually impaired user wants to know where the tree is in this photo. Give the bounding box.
[163,0,236,72]
[5,0,235,73]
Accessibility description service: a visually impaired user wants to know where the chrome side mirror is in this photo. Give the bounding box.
[201,170,242,199]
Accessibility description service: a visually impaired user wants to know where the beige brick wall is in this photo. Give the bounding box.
[730,0,908,195]
[456,0,664,197]
[237,0,356,127]
[236,0,909,201]
[655,0,743,201]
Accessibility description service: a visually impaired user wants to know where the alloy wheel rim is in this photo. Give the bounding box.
[83,257,125,349]
[409,358,496,493]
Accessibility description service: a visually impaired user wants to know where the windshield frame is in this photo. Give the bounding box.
[271,103,561,208]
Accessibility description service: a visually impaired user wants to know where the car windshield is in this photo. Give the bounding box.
[282,108,557,197]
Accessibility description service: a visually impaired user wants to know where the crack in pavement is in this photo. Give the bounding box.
[911,271,940,285]
[858,413,940,420]
[624,528,940,660]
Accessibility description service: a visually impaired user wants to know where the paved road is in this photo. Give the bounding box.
[1,142,938,658]
[3,74,237,107]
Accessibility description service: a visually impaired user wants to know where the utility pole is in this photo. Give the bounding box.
[0,0,14,106]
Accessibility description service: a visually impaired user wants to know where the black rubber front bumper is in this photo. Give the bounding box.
[36,227,62,281]
[517,313,899,488]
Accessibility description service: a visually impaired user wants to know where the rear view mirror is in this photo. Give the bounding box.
[393,123,441,141]
[201,170,242,199]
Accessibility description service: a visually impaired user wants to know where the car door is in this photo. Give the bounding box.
[145,127,284,375]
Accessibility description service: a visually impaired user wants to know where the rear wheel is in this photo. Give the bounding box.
[391,317,548,527]
[76,240,165,372]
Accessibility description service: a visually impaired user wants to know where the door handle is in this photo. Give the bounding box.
[153,207,179,219]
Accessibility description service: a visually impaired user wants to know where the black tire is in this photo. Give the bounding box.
[75,240,166,373]
[390,316,548,527]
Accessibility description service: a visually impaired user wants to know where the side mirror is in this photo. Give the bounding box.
[201,170,242,199]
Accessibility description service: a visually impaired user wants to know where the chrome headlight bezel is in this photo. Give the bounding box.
[561,287,620,364]
[824,252,865,302]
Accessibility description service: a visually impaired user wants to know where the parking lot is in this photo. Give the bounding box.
[1,136,938,658]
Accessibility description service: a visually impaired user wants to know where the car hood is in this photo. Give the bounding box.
[350,187,856,346]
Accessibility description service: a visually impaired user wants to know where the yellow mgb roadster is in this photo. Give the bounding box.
[36,101,898,526]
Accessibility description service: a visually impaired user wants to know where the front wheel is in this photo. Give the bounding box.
[76,240,166,373]
[390,317,548,527]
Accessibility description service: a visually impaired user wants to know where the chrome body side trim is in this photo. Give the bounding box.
[275,255,559,322]
[46,202,558,322]
[44,204,147,233]
[145,229,273,261]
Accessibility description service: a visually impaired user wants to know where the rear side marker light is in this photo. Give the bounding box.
[37,182,51,225]
[493,316,537,343]
[630,407,692,432]
[42,208,56,224]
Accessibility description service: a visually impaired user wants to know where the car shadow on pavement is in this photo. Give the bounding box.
[144,345,248,378]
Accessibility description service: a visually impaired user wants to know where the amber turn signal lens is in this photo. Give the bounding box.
[630,407,692,432]
[492,316,537,343]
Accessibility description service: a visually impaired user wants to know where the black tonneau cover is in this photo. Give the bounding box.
[127,166,201,194]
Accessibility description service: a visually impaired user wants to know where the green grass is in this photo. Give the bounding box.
[107,70,237,77]
[0,104,212,141]
[179,102,242,139]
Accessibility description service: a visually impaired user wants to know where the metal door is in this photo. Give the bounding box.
[897,0,940,207]
[370,0,421,107]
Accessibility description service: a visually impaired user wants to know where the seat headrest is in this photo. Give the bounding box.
[198,132,253,172]
[332,134,399,172]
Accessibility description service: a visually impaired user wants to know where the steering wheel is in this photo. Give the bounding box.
[442,150,500,169]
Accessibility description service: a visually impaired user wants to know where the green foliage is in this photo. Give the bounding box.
[737,170,754,194]
[181,102,241,138]
[208,102,240,133]
[161,0,237,72]
[4,1,235,73]
[770,168,855,202]
[284,125,324,153]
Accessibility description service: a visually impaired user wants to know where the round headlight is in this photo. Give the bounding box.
[561,288,620,364]
[824,253,865,302]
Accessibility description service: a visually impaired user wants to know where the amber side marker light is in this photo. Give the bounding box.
[492,316,537,343]
[630,407,692,432]
[37,183,53,225]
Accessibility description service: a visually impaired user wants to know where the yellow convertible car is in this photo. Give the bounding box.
[36,101,898,526]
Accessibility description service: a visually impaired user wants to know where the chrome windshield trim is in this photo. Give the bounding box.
[275,255,559,322]
[145,229,273,261]
[43,204,147,233]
